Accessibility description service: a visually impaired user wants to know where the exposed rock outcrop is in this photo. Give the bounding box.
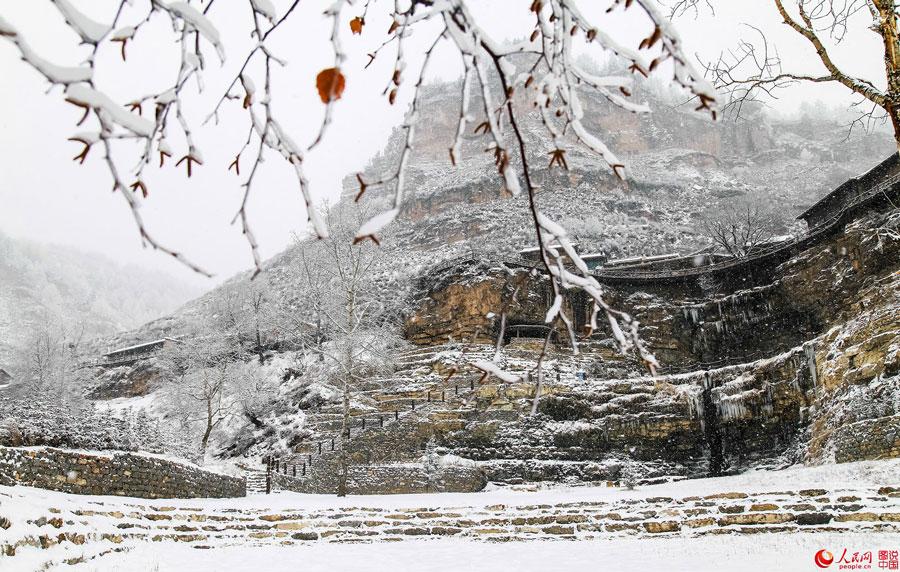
[381,209,900,483]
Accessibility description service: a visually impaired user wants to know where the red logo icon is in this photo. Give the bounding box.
[815,549,834,568]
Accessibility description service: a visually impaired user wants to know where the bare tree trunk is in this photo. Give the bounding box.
[337,380,350,497]
[200,405,213,460]
[530,326,555,416]
[874,1,900,153]
[493,311,507,361]
[316,315,324,362]
[255,322,265,364]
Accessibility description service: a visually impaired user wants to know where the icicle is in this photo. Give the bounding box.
[689,307,700,324]
[803,341,819,388]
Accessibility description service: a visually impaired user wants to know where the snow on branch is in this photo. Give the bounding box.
[0,17,92,84]
[6,0,716,328]
[535,210,660,374]
[65,84,154,136]
[162,2,226,63]
[51,0,111,44]
[472,360,522,384]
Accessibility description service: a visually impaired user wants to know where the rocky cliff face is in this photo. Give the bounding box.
[73,69,900,492]
[103,75,894,352]
[392,208,899,482]
[350,78,893,265]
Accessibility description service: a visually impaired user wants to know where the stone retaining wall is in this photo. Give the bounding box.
[832,416,900,463]
[274,462,487,495]
[0,447,245,499]
[2,483,899,565]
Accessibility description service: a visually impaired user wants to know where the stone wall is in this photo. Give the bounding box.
[273,462,487,495]
[832,416,900,463]
[438,344,818,480]
[0,447,245,499]
[3,480,898,565]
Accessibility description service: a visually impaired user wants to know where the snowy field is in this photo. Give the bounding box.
[66,532,900,572]
[2,459,899,571]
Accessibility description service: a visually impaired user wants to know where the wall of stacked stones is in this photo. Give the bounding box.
[274,463,487,495]
[832,416,900,463]
[3,483,899,562]
[436,346,818,480]
[0,447,245,499]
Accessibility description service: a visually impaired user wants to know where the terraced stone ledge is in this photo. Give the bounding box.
[2,485,899,564]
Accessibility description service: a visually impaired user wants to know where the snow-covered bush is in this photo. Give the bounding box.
[0,396,179,453]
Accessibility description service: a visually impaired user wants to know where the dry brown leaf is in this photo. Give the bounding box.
[130,180,148,198]
[316,68,346,104]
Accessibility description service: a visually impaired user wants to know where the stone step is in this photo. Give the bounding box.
[244,470,269,495]
[3,486,899,562]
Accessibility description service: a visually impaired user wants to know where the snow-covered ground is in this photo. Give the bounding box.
[2,459,899,571]
[3,457,896,515]
[66,532,900,572]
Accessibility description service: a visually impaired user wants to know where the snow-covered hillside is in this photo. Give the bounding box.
[97,78,894,351]
[0,232,201,370]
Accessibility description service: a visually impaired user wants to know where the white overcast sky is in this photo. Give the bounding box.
[0,0,886,288]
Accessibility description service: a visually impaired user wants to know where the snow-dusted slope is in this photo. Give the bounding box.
[101,80,894,350]
[0,232,201,369]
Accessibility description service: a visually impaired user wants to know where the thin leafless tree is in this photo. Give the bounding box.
[700,203,777,258]
[17,317,86,404]
[159,333,240,459]
[674,0,900,148]
[296,205,402,496]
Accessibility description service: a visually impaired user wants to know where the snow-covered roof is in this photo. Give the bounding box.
[579,252,606,260]
[797,153,898,220]
[606,253,680,266]
[518,241,579,254]
[103,337,179,357]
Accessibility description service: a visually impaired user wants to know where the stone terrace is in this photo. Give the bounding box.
[2,483,899,567]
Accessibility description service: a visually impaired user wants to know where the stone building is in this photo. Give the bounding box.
[101,338,179,367]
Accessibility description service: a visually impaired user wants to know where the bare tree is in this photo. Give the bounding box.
[1,1,717,374]
[209,279,277,364]
[189,364,234,457]
[296,205,403,496]
[699,203,777,258]
[530,320,557,416]
[246,282,274,364]
[235,362,279,430]
[159,333,240,460]
[675,0,900,148]
[275,237,334,356]
[17,317,86,404]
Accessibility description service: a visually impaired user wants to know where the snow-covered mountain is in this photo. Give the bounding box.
[0,232,201,369]
[10,74,897,477]
[103,74,894,350]
[351,77,893,262]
